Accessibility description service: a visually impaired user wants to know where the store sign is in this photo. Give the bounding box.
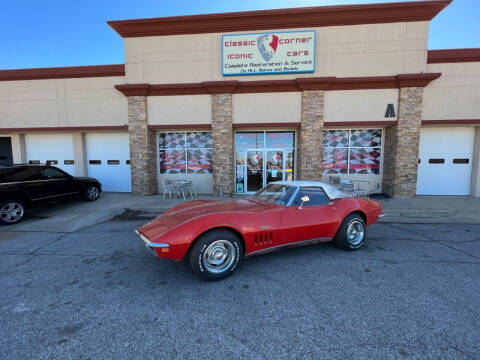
[222,31,316,76]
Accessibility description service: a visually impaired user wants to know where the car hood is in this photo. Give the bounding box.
[138,198,276,241]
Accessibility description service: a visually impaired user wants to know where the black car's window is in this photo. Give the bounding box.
[3,167,42,182]
[40,167,69,179]
[292,187,330,207]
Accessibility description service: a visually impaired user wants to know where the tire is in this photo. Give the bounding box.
[0,200,26,225]
[333,213,366,251]
[189,229,243,281]
[82,185,100,202]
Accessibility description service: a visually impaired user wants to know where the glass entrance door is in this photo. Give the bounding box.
[235,131,295,194]
[246,151,263,192]
[266,150,283,184]
[242,149,294,193]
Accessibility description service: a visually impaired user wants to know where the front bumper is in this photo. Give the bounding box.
[135,229,170,257]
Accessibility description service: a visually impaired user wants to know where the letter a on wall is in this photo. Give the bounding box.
[385,103,396,118]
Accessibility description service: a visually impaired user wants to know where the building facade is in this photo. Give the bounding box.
[1,0,479,198]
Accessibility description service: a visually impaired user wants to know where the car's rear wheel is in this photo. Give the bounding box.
[82,185,100,201]
[0,200,26,225]
[333,213,366,250]
[189,229,242,281]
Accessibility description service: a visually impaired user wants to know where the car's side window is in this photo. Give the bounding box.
[292,187,330,207]
[5,168,41,182]
[40,167,68,180]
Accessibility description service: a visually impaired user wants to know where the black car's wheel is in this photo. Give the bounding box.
[189,229,243,281]
[82,185,100,202]
[0,200,26,225]
[333,213,366,250]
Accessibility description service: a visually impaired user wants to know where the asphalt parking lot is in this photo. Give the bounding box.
[1,216,479,359]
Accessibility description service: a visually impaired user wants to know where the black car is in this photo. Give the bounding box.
[0,164,102,225]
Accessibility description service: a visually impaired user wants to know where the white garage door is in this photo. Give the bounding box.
[86,133,131,192]
[25,133,75,175]
[417,127,474,195]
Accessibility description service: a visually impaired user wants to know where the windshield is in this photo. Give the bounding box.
[250,184,297,205]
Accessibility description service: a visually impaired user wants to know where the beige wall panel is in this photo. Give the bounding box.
[8,91,58,101]
[4,100,59,127]
[64,98,127,127]
[0,79,57,93]
[406,21,429,40]
[124,37,142,54]
[423,87,480,120]
[125,52,142,64]
[324,89,398,123]
[125,63,143,84]
[63,76,124,90]
[125,21,429,83]
[0,76,127,128]
[423,62,480,120]
[427,62,480,76]
[142,61,214,84]
[0,101,9,127]
[148,95,212,125]
[404,50,428,73]
[64,89,118,99]
[233,92,301,124]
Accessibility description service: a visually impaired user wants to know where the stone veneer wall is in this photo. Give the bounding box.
[383,87,423,198]
[211,93,234,196]
[298,90,324,181]
[127,96,158,195]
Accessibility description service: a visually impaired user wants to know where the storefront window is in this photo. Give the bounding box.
[265,132,295,148]
[159,132,212,174]
[235,132,264,150]
[322,129,382,175]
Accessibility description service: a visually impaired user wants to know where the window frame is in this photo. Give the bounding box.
[158,131,213,175]
[291,186,330,207]
[322,128,383,175]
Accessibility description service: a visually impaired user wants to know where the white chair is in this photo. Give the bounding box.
[340,180,356,196]
[161,179,182,199]
[329,176,342,190]
[179,179,195,199]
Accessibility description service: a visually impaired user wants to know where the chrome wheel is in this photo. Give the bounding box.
[0,202,24,223]
[202,240,237,274]
[86,186,99,200]
[347,220,365,246]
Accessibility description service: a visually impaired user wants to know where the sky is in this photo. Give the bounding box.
[1,0,479,70]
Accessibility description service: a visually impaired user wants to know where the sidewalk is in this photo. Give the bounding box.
[1,193,479,233]
[377,196,480,224]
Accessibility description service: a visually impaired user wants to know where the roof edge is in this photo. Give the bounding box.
[108,0,452,38]
[114,73,442,97]
[427,48,480,64]
[0,64,125,82]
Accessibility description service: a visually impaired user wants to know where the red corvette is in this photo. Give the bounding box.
[136,181,383,281]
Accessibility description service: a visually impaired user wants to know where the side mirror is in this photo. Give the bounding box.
[298,195,310,209]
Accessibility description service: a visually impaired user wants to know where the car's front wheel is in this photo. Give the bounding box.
[189,229,243,281]
[334,213,366,250]
[0,200,26,225]
[82,185,100,202]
